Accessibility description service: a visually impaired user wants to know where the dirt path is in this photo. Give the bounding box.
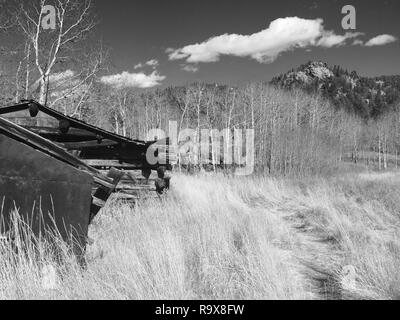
[251,197,348,300]
[280,206,345,300]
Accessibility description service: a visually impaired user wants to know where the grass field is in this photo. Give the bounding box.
[1,170,400,300]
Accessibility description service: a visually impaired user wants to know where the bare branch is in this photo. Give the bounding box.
[10,0,97,104]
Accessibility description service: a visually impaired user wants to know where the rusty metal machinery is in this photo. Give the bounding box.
[0,100,175,200]
[0,116,123,260]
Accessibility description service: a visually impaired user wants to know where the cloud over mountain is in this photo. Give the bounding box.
[365,34,397,47]
[167,17,365,65]
[317,32,363,47]
[167,17,397,67]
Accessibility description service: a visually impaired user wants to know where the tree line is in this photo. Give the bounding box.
[59,82,400,176]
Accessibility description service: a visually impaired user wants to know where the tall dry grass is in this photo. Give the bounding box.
[1,171,399,300]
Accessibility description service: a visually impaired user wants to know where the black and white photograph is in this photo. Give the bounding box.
[0,0,400,305]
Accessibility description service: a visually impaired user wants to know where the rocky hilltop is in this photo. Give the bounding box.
[271,61,400,118]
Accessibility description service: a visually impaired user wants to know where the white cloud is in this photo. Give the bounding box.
[167,17,366,64]
[100,71,166,89]
[352,39,364,46]
[317,32,363,48]
[145,59,159,67]
[134,59,159,70]
[365,34,397,47]
[182,64,199,73]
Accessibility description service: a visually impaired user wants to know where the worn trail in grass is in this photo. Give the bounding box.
[235,171,400,300]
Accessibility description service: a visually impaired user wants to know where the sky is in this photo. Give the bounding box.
[93,0,400,88]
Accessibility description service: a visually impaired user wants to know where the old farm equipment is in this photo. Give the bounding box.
[0,116,123,259]
[0,100,174,200]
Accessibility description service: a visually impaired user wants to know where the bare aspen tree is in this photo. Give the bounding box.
[50,47,106,113]
[14,60,22,103]
[14,0,95,105]
[24,42,31,100]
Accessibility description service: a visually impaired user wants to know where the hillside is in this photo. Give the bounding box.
[271,61,400,118]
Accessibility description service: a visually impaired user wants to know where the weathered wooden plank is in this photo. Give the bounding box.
[90,168,124,221]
